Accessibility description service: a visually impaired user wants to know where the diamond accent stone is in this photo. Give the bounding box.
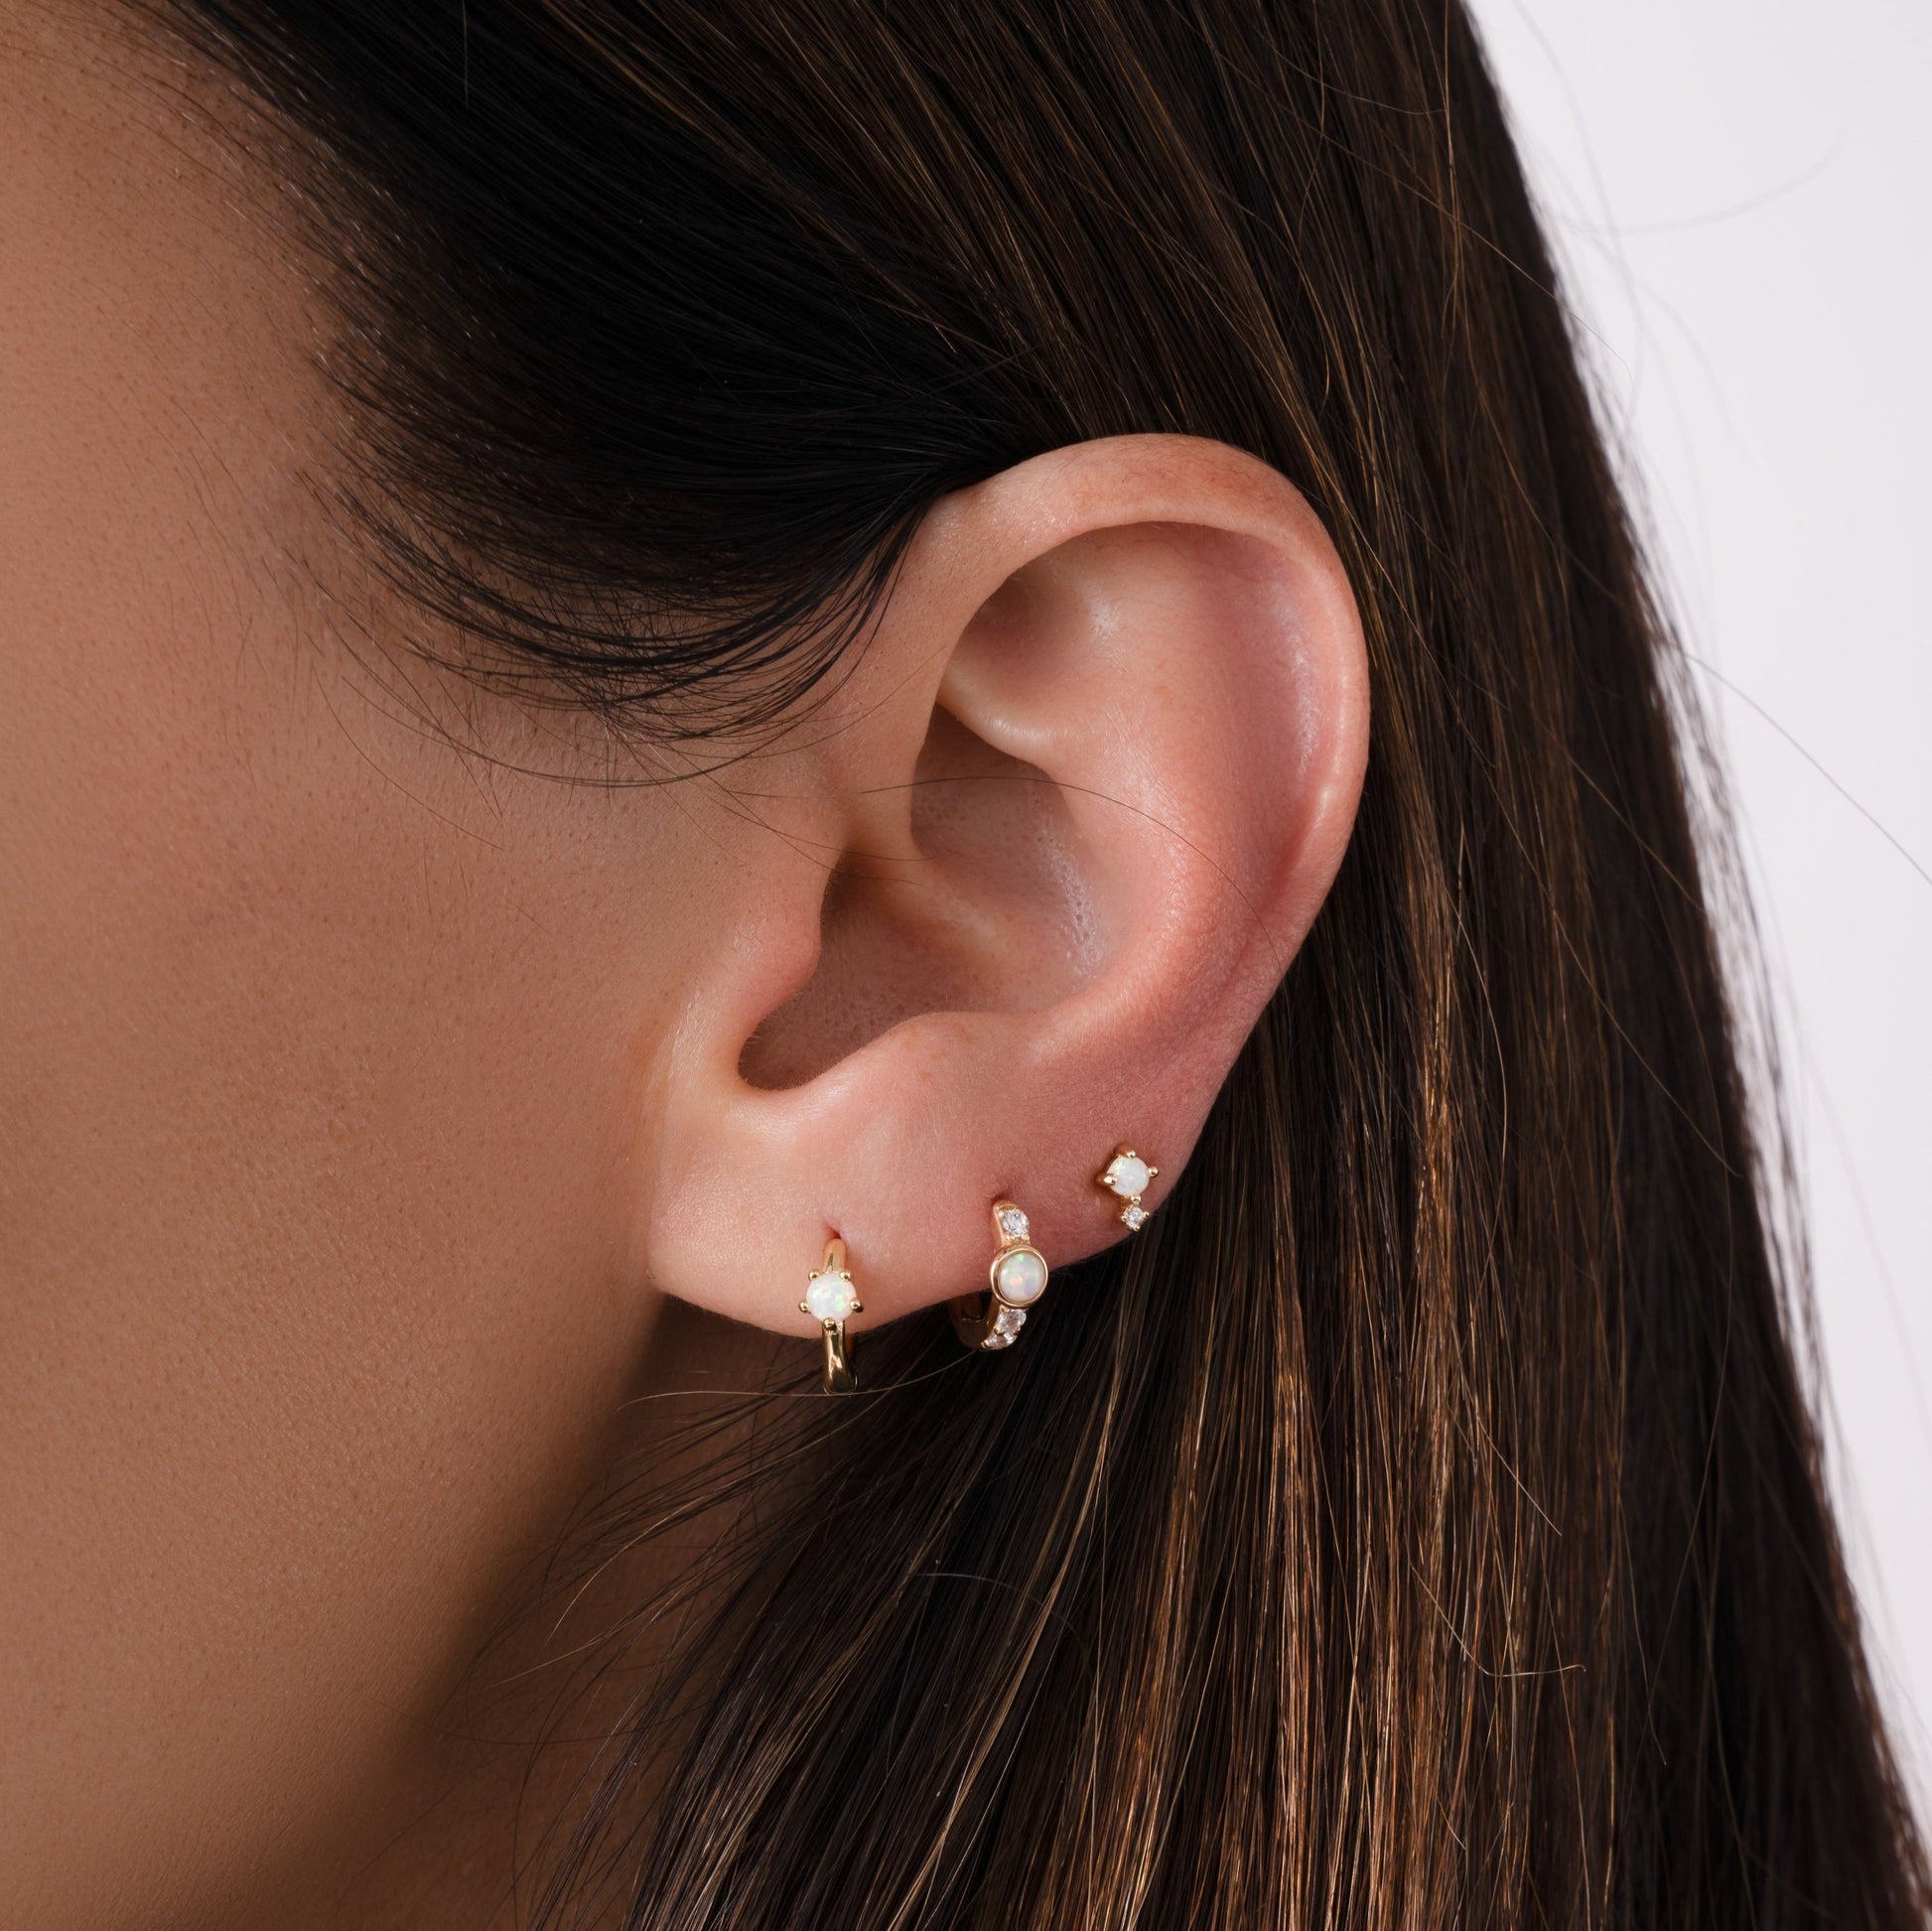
[804,1270,859,1322]
[1120,1202,1149,1230]
[998,1205,1031,1241]
[992,1305,1028,1339]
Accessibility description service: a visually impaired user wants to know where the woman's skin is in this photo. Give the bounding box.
[0,11,1367,1924]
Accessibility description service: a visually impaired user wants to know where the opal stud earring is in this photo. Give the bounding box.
[951,1199,1050,1352]
[801,1236,861,1393]
[1097,1146,1158,1230]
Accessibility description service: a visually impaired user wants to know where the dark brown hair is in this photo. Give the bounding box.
[150,1,1931,1923]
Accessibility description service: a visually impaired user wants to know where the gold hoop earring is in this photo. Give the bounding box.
[801,1236,861,1393]
[950,1200,1049,1352]
[1097,1146,1159,1230]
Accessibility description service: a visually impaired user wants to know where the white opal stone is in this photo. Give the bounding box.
[992,1247,1047,1307]
[1107,1155,1152,1197]
[805,1271,859,1321]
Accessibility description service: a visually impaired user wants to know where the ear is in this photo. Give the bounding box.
[642,435,1367,1336]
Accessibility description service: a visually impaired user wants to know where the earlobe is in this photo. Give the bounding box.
[641,435,1368,1352]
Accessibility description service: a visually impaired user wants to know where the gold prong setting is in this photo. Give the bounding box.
[801,1266,862,1323]
[1097,1146,1159,1230]
[802,1236,861,1393]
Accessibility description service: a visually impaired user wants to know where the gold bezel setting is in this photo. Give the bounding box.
[951,1198,1048,1351]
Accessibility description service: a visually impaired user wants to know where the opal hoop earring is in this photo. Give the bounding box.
[802,1236,862,1393]
[951,1199,1049,1352]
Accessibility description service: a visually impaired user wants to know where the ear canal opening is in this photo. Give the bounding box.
[737,705,1098,1091]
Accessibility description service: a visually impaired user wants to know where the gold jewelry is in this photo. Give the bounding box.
[800,1236,861,1393]
[950,1199,1049,1352]
[1096,1146,1158,1230]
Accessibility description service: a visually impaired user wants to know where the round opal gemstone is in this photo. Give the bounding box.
[805,1271,859,1321]
[992,1246,1047,1308]
[1108,1155,1152,1197]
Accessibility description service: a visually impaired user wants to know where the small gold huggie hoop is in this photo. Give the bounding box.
[801,1236,862,1393]
[950,1199,1049,1352]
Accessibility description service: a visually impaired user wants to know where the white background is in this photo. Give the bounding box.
[1466,0,1932,1820]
